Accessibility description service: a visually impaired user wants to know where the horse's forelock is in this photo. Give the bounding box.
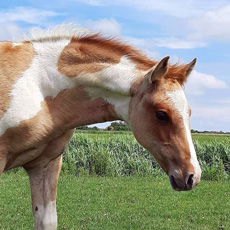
[165,64,188,85]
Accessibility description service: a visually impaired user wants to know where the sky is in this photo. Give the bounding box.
[0,0,230,132]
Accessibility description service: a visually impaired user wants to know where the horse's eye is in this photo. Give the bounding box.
[156,111,169,122]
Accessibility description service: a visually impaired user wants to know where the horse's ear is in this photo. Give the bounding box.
[147,56,170,83]
[185,58,196,77]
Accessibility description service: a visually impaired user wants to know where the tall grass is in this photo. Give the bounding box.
[62,133,159,177]
[62,132,230,180]
[194,139,230,180]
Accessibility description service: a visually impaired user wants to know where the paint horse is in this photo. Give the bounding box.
[0,27,201,230]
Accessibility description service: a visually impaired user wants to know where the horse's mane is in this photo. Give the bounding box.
[25,24,188,84]
[25,23,90,42]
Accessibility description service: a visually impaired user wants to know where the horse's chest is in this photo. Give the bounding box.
[0,109,62,170]
[4,128,74,170]
[6,144,48,170]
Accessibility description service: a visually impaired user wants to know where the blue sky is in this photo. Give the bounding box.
[1,0,230,131]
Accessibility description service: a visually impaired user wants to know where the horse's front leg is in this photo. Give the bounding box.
[24,155,62,230]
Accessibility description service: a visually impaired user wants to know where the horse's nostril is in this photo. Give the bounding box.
[170,175,178,189]
[186,174,194,188]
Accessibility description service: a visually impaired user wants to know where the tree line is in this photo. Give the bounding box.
[76,121,131,131]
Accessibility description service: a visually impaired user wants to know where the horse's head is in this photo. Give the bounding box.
[130,56,201,191]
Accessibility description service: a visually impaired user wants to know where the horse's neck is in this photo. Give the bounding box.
[33,40,140,125]
[74,56,141,95]
[35,41,144,122]
[77,56,143,123]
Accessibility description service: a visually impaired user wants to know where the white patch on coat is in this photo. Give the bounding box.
[166,88,201,178]
[34,201,57,230]
[12,42,23,47]
[86,86,131,123]
[0,39,76,136]
[77,56,141,95]
[85,56,142,123]
[42,201,57,230]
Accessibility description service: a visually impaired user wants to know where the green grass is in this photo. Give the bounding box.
[76,131,230,141]
[1,132,230,229]
[192,133,230,142]
[60,132,230,180]
[0,172,230,230]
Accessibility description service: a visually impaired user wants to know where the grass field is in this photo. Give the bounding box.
[0,172,230,230]
[1,132,230,229]
[60,132,230,180]
[192,133,230,142]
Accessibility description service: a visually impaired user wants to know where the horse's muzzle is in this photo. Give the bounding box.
[169,173,200,191]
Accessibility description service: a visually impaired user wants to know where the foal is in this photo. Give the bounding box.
[0,27,201,229]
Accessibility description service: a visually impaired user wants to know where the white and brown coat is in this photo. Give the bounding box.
[0,26,201,230]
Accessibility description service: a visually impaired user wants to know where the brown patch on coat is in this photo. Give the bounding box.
[0,42,35,118]
[58,34,156,77]
[2,86,118,170]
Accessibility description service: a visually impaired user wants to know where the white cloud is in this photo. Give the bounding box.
[89,121,111,129]
[68,0,103,6]
[185,70,228,95]
[125,35,207,50]
[190,103,230,132]
[142,50,160,60]
[84,18,122,36]
[125,36,206,50]
[68,0,228,18]
[123,36,160,59]
[0,23,25,40]
[155,37,207,49]
[189,4,230,41]
[124,36,155,49]
[213,98,230,104]
[0,7,60,25]
[192,104,230,122]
